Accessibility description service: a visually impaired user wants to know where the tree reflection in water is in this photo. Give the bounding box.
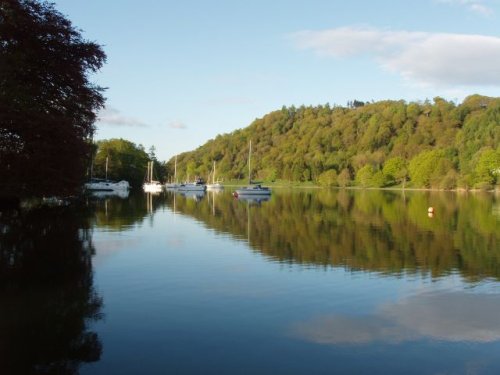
[0,204,102,374]
[164,189,500,281]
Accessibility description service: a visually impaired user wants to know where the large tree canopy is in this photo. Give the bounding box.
[93,139,155,189]
[0,0,106,198]
[169,95,500,190]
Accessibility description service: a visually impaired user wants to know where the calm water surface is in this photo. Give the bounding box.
[1,189,500,374]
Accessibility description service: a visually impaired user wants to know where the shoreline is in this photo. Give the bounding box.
[223,181,499,194]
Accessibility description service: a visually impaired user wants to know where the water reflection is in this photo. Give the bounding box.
[0,204,102,374]
[292,292,500,344]
[161,189,500,281]
[177,190,205,201]
[235,195,271,205]
[84,190,500,281]
[88,190,130,199]
[61,189,499,374]
[86,192,163,231]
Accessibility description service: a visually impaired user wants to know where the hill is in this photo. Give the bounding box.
[167,95,500,189]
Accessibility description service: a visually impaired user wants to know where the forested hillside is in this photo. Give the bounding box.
[168,95,500,189]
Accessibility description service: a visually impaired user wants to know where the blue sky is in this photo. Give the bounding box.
[53,0,500,161]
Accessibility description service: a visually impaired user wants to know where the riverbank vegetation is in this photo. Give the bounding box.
[2,2,499,198]
[0,0,106,199]
[91,139,167,188]
[167,96,499,190]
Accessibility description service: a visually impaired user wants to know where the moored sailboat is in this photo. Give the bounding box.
[165,155,180,189]
[178,177,206,192]
[143,161,163,193]
[206,161,224,190]
[85,156,130,192]
[235,140,271,196]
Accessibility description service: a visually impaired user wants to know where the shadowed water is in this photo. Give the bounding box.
[1,189,499,374]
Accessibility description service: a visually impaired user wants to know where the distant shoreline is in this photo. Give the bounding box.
[222,181,499,194]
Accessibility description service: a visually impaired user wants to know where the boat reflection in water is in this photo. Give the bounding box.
[235,194,271,205]
[88,189,130,199]
[177,190,206,202]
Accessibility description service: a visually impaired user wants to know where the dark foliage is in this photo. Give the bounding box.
[0,0,106,198]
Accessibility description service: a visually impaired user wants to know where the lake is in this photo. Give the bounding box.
[1,189,500,374]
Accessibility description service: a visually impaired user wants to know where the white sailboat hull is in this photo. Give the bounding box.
[177,184,206,191]
[235,185,271,195]
[143,182,163,193]
[206,183,224,190]
[85,180,130,191]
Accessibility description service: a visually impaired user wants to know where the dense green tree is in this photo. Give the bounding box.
[473,148,500,189]
[382,157,408,187]
[337,168,352,187]
[0,0,106,199]
[317,169,338,187]
[164,95,499,190]
[93,139,149,188]
[355,165,376,188]
[408,150,453,188]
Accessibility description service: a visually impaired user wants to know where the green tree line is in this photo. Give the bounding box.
[166,95,500,190]
[91,139,166,188]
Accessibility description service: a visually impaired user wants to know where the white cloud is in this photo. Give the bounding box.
[290,26,500,88]
[292,292,500,345]
[168,120,187,129]
[97,107,148,127]
[435,0,494,16]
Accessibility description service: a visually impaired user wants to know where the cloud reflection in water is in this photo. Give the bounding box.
[292,292,500,344]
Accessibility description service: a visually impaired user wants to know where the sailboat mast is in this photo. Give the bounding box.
[213,161,216,184]
[105,156,109,180]
[174,155,177,183]
[248,140,252,184]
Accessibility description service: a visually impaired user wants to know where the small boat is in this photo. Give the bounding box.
[234,140,271,196]
[143,161,163,193]
[85,156,130,192]
[206,161,224,190]
[165,155,180,189]
[178,177,206,192]
[85,178,130,192]
[235,184,271,196]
